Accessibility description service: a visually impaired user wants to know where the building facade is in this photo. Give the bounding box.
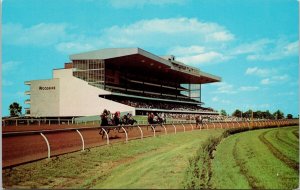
[24,48,221,117]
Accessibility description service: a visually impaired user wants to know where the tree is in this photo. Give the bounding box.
[232,109,242,118]
[9,102,22,117]
[220,109,227,116]
[286,114,293,119]
[243,109,253,119]
[262,110,274,119]
[273,110,284,119]
[253,111,263,119]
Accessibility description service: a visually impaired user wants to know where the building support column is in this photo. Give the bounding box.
[200,84,202,103]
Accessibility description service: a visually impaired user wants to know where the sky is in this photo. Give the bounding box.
[2,0,299,117]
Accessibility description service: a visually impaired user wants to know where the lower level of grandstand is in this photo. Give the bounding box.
[99,94,218,117]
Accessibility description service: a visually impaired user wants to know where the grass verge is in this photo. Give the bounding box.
[210,126,299,189]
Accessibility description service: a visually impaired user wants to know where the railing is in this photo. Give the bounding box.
[1,118,196,127]
[2,118,105,127]
[2,117,289,127]
[2,119,298,168]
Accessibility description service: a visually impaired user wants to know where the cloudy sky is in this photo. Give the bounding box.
[2,0,299,116]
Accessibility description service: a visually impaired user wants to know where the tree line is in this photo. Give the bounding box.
[220,109,295,119]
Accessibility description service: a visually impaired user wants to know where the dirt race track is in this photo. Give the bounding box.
[2,119,298,168]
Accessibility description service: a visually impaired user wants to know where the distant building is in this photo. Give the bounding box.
[24,48,221,117]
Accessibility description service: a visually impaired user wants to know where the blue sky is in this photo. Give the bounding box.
[2,0,299,117]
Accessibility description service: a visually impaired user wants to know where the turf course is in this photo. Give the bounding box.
[210,126,299,189]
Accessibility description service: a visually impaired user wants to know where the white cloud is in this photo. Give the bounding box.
[4,18,234,56]
[102,17,235,47]
[261,78,271,85]
[276,92,295,96]
[2,61,21,72]
[53,17,235,54]
[245,67,275,77]
[55,42,100,54]
[3,23,69,46]
[239,86,259,91]
[168,45,231,65]
[284,41,298,55]
[211,96,231,104]
[212,97,219,102]
[205,31,234,42]
[246,39,298,61]
[212,82,236,94]
[177,51,231,65]
[231,38,271,55]
[260,74,290,85]
[168,45,206,56]
[110,0,186,8]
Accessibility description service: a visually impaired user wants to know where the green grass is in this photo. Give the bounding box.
[210,126,299,189]
[3,129,224,189]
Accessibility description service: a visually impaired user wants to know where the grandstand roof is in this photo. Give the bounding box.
[70,48,221,84]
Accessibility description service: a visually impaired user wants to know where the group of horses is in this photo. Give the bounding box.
[99,109,206,139]
[147,113,166,125]
[99,110,137,138]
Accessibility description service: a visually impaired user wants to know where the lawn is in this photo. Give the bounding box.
[210,126,299,189]
[3,129,224,189]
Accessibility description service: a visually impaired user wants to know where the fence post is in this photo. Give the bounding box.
[40,133,51,159]
[58,117,60,125]
[121,127,128,143]
[172,124,177,134]
[137,126,143,139]
[162,125,167,135]
[16,120,18,126]
[205,123,208,129]
[102,128,109,145]
[27,120,29,126]
[150,125,156,137]
[76,130,85,151]
[181,124,186,132]
[212,122,215,129]
[190,123,194,131]
[38,120,41,126]
[219,122,222,129]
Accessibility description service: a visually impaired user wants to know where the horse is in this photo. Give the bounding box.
[99,110,115,139]
[147,113,164,131]
[195,116,203,129]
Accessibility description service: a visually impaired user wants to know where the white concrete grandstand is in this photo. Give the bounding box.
[24,48,221,118]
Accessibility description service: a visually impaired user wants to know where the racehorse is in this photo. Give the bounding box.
[99,110,116,139]
[195,116,203,129]
[147,113,164,131]
[99,111,138,138]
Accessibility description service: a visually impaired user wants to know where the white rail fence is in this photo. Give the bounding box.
[2,119,298,168]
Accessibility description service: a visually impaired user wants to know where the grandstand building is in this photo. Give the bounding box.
[24,48,221,117]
